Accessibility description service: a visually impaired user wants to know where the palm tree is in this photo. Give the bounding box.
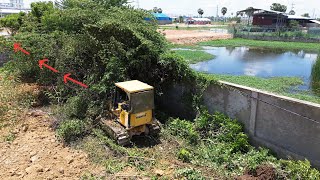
[153,7,158,13]
[245,7,255,25]
[198,8,204,17]
[221,7,227,16]
[289,10,295,15]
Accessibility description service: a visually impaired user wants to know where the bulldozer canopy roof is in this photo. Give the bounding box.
[115,80,154,93]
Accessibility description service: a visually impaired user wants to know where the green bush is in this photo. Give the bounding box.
[56,119,86,143]
[65,95,89,119]
[281,160,320,179]
[177,148,192,162]
[176,168,206,180]
[311,56,320,95]
[167,118,199,144]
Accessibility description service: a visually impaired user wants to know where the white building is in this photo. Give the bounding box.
[0,0,30,18]
[0,0,24,9]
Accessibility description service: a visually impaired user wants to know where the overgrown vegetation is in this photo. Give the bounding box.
[205,74,303,93]
[166,110,320,179]
[173,50,215,64]
[1,0,195,137]
[1,0,320,179]
[199,38,320,52]
[311,56,320,95]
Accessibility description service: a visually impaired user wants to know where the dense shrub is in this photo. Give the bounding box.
[281,160,320,179]
[4,1,194,122]
[167,111,320,178]
[311,56,320,95]
[56,119,86,143]
[194,110,250,153]
[167,118,200,144]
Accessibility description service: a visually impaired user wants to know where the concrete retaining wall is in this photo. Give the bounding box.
[161,81,320,167]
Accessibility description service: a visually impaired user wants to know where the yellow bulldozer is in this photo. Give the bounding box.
[101,80,161,145]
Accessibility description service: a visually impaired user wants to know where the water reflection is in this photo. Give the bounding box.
[190,47,319,91]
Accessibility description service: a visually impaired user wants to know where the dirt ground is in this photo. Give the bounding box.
[0,109,105,180]
[160,29,232,44]
[236,165,276,180]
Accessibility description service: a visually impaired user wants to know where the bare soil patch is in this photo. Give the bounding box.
[236,165,276,180]
[0,110,104,180]
[160,29,232,44]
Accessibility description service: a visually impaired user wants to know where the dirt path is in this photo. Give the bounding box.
[0,110,104,180]
[161,29,232,44]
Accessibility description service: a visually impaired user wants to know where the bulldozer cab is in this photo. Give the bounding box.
[102,80,160,145]
[113,80,154,113]
[112,80,155,129]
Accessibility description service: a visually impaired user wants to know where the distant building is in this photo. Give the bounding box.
[151,13,172,25]
[0,0,24,9]
[186,18,211,25]
[237,8,320,28]
[0,0,30,18]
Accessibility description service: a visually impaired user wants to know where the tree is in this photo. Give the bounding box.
[153,7,158,13]
[289,20,299,30]
[221,7,227,16]
[302,13,310,17]
[245,7,255,25]
[270,3,287,12]
[157,8,163,13]
[31,1,54,23]
[236,11,244,17]
[198,8,204,17]
[179,16,184,23]
[289,10,295,15]
[0,12,25,35]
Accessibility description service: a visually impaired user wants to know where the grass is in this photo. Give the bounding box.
[199,38,320,52]
[173,50,215,64]
[203,73,320,104]
[204,74,304,93]
[168,43,203,50]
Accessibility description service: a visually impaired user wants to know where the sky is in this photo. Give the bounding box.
[15,0,320,18]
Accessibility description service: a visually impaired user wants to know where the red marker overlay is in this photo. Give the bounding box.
[64,73,88,88]
[39,59,59,73]
[13,43,30,55]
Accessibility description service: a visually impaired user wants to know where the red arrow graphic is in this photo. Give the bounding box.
[39,59,59,73]
[64,73,88,88]
[13,43,30,55]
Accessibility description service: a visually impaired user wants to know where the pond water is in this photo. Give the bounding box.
[190,47,319,91]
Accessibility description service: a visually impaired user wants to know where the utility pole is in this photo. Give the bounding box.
[216,5,219,17]
[312,8,315,18]
[291,2,295,11]
[136,0,140,9]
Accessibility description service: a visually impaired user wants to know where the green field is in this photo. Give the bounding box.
[173,50,215,64]
[199,38,320,52]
